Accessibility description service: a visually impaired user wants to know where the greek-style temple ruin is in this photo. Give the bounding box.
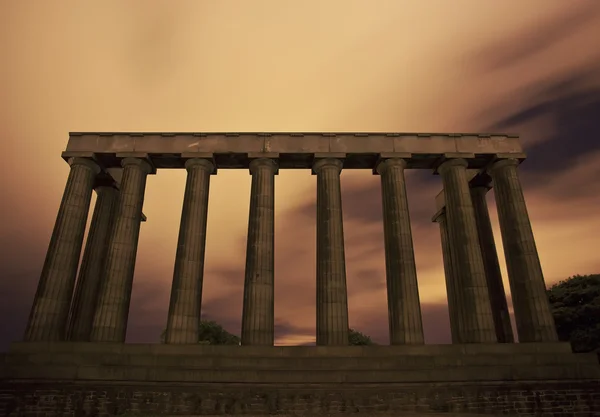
[1,132,599,416]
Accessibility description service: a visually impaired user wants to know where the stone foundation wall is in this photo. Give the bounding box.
[1,380,599,417]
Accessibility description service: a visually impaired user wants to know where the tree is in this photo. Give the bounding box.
[160,320,241,345]
[348,328,375,345]
[547,274,600,353]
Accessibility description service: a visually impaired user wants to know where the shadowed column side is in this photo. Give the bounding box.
[470,178,515,343]
[67,184,119,341]
[314,158,349,346]
[433,208,462,344]
[24,157,100,341]
[377,158,424,345]
[489,158,558,342]
[438,158,497,343]
[166,158,214,344]
[241,158,277,346]
[90,157,153,343]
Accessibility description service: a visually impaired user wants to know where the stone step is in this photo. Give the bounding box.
[3,361,599,383]
[7,341,574,357]
[5,350,597,370]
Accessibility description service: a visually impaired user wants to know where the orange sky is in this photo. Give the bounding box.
[1,1,599,349]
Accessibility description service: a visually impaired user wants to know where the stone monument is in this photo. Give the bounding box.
[1,132,598,416]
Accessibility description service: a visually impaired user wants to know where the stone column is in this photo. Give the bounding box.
[241,158,277,346]
[166,158,214,344]
[489,158,558,342]
[90,157,153,343]
[67,184,119,341]
[432,208,461,344]
[314,158,349,346]
[437,158,496,343]
[376,158,424,345]
[24,157,100,341]
[470,179,515,343]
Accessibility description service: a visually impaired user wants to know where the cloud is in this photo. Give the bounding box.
[476,3,600,73]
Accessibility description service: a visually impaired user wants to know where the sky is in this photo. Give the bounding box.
[1,1,599,351]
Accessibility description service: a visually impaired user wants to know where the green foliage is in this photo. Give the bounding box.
[348,328,375,345]
[160,322,375,346]
[160,320,240,345]
[547,274,600,353]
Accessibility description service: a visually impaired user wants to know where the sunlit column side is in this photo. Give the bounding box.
[166,158,215,344]
[314,158,349,346]
[470,176,515,343]
[489,158,558,342]
[24,157,100,341]
[432,208,461,344]
[376,158,424,345]
[90,157,153,343]
[67,184,119,341]
[437,158,497,343]
[241,158,277,346]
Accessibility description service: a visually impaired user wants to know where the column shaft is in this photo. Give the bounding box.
[241,158,277,346]
[438,159,497,343]
[433,209,461,344]
[470,185,514,343]
[90,158,152,343]
[377,158,424,344]
[166,159,214,344]
[24,158,100,341]
[314,158,349,346]
[489,159,558,342]
[67,185,119,341]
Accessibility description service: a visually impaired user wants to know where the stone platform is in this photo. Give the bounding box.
[1,342,600,416]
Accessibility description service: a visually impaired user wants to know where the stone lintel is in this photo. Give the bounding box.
[247,152,280,159]
[64,133,526,170]
[314,152,347,159]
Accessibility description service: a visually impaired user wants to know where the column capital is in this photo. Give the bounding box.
[437,158,468,174]
[490,158,520,171]
[121,157,154,174]
[249,157,278,175]
[312,158,343,175]
[375,158,408,175]
[68,157,101,175]
[185,158,215,173]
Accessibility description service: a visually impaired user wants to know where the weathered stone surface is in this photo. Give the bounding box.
[438,159,496,343]
[432,209,461,343]
[67,185,119,341]
[1,342,599,416]
[314,158,349,346]
[490,159,558,343]
[470,183,514,343]
[241,158,277,346]
[2,380,600,417]
[90,158,153,343]
[24,157,100,342]
[376,158,424,345]
[165,158,214,344]
[64,132,525,169]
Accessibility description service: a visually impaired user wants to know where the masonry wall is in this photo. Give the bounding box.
[2,380,599,417]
